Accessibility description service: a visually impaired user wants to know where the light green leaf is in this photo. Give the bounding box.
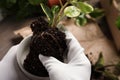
[70,0,78,3]
[64,6,81,17]
[74,2,94,14]
[116,16,120,30]
[89,8,104,19]
[40,3,53,23]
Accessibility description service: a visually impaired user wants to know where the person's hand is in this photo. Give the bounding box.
[39,31,91,80]
[0,45,29,80]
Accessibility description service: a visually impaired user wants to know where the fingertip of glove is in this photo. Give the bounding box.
[39,54,44,60]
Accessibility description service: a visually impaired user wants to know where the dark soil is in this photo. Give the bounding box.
[23,17,68,77]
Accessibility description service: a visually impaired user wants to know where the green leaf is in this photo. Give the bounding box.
[76,14,87,26]
[40,3,53,23]
[74,2,94,14]
[64,6,81,17]
[116,16,120,30]
[51,5,60,15]
[70,0,78,3]
[89,8,104,19]
[28,0,45,5]
[95,53,104,68]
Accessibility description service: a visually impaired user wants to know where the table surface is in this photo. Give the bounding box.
[0,17,33,60]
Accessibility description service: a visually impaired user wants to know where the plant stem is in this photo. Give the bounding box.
[59,0,63,7]
[53,1,69,27]
[95,64,116,71]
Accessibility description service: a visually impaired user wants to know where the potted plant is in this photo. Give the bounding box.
[16,0,96,80]
[100,0,120,51]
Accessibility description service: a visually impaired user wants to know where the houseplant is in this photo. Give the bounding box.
[16,0,95,79]
[100,0,120,51]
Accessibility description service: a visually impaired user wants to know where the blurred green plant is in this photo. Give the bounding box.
[0,0,46,19]
[91,53,120,80]
[108,0,120,30]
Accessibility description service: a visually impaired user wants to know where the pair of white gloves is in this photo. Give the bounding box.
[0,31,91,80]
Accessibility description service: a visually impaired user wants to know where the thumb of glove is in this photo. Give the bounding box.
[39,54,65,71]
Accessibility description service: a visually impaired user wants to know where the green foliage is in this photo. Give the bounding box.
[0,0,46,19]
[89,8,104,19]
[76,13,87,26]
[0,0,102,26]
[40,0,95,27]
[91,52,119,80]
[95,53,104,68]
[64,6,81,17]
[73,2,93,14]
[40,3,53,23]
[51,5,60,15]
[116,16,120,30]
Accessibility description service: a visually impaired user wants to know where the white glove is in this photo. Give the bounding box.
[0,45,29,80]
[39,31,91,80]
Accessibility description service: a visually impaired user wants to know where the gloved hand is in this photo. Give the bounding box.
[0,45,29,80]
[39,31,91,80]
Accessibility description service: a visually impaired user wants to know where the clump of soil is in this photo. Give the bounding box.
[23,17,68,77]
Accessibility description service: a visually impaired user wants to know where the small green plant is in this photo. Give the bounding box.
[91,53,120,80]
[40,0,95,27]
[39,0,104,27]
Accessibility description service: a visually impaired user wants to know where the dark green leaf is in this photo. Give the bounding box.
[40,3,53,23]
[116,16,120,30]
[51,5,60,15]
[95,53,104,68]
[28,0,45,5]
[89,8,104,19]
[76,14,87,26]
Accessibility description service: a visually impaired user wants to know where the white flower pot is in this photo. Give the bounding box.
[16,34,49,80]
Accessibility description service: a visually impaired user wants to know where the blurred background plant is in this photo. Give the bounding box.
[0,0,46,19]
[108,0,120,30]
[90,53,120,80]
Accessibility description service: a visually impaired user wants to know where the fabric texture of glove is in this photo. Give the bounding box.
[0,45,29,80]
[39,31,91,80]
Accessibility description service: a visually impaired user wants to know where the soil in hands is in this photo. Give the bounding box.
[23,17,68,77]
